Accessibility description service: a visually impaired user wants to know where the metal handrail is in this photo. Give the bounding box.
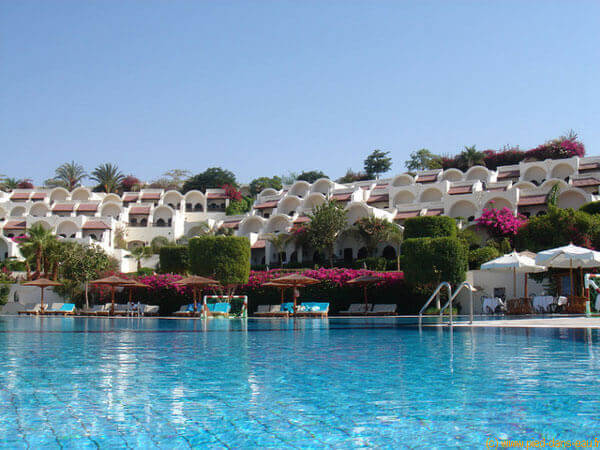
[419,282,452,325]
[440,282,476,325]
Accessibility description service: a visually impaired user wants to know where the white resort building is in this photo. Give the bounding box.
[1,155,599,271]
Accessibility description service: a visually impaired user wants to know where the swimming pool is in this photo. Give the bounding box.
[0,317,599,448]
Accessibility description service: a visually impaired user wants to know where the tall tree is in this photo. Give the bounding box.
[18,223,55,276]
[297,170,328,183]
[264,233,291,267]
[336,169,370,183]
[150,169,191,190]
[405,149,441,172]
[281,172,298,185]
[182,167,237,193]
[130,245,153,271]
[0,177,19,192]
[306,200,347,267]
[249,176,283,196]
[353,215,403,257]
[90,163,124,193]
[364,149,392,179]
[457,145,485,170]
[46,161,87,190]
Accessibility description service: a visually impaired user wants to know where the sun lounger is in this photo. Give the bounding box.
[254,304,290,317]
[80,305,104,315]
[339,303,372,315]
[295,302,329,318]
[49,303,76,316]
[173,304,197,317]
[207,302,231,317]
[18,303,43,315]
[143,305,159,316]
[94,304,113,316]
[112,304,130,316]
[42,303,64,315]
[366,304,397,316]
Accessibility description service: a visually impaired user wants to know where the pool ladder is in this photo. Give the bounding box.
[418,281,475,326]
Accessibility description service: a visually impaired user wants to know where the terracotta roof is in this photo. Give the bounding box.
[448,186,473,195]
[141,193,161,200]
[331,193,351,201]
[254,201,278,209]
[518,194,547,206]
[374,183,388,190]
[360,185,370,190]
[4,220,26,230]
[82,220,110,230]
[424,208,444,216]
[206,193,227,199]
[293,216,310,224]
[497,170,520,179]
[52,204,74,212]
[573,177,600,188]
[487,186,508,192]
[416,174,438,183]
[129,206,151,215]
[10,193,30,200]
[30,192,47,200]
[251,239,266,249]
[394,210,420,220]
[579,162,600,172]
[367,194,389,204]
[77,203,98,212]
[123,194,139,202]
[222,220,241,229]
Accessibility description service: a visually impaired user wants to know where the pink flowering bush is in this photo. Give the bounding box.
[221,184,242,202]
[476,206,527,238]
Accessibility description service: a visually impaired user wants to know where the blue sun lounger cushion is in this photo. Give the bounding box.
[280,302,294,313]
[208,303,231,314]
[300,302,329,312]
[60,303,75,312]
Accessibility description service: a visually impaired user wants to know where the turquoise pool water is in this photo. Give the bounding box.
[0,317,599,448]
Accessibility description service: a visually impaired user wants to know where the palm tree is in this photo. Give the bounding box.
[264,233,292,267]
[0,177,19,192]
[130,245,153,271]
[18,223,55,277]
[47,161,87,190]
[353,216,402,258]
[458,145,485,169]
[90,163,124,193]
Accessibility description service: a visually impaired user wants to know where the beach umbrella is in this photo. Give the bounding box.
[90,276,132,315]
[123,280,150,305]
[262,280,295,304]
[535,244,600,297]
[269,273,320,312]
[174,275,220,314]
[347,275,380,314]
[23,278,62,313]
[481,251,546,298]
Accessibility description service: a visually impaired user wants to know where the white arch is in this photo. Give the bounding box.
[102,193,121,204]
[239,216,265,235]
[10,206,26,217]
[31,220,53,231]
[278,196,302,215]
[56,221,79,238]
[557,189,587,210]
[29,203,50,218]
[484,197,514,210]
[101,202,121,219]
[551,163,575,180]
[266,214,292,233]
[449,200,478,219]
[311,178,334,195]
[441,169,463,182]
[289,181,310,198]
[50,187,69,203]
[391,174,414,187]
[258,188,279,198]
[420,188,443,203]
[184,190,206,211]
[512,181,537,190]
[153,205,174,226]
[393,190,416,205]
[71,187,91,201]
[303,192,326,210]
[465,166,489,182]
[540,179,569,191]
[523,166,547,184]
[345,202,370,224]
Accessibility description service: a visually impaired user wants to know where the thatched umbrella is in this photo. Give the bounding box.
[23,278,62,313]
[123,280,150,304]
[174,275,220,314]
[90,276,131,315]
[269,273,320,313]
[347,274,380,314]
[262,280,295,304]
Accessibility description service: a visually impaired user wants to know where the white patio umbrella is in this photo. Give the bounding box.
[481,251,546,297]
[535,243,600,297]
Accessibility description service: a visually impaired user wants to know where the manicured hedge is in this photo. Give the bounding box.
[580,201,600,215]
[402,237,468,288]
[403,216,457,239]
[188,236,250,285]
[469,246,500,270]
[159,245,188,274]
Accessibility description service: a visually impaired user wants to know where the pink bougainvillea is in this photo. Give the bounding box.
[221,184,242,202]
[476,206,528,238]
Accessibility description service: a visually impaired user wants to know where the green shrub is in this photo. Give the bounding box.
[151,236,170,253]
[404,216,457,239]
[0,284,9,306]
[402,237,468,291]
[353,257,395,271]
[469,246,500,270]
[580,201,600,215]
[188,236,250,286]
[159,245,189,274]
[137,267,154,276]
[458,228,482,250]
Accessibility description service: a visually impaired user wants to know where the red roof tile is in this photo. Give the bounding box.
[52,204,74,212]
[254,201,278,209]
[123,194,138,202]
[206,193,227,199]
[424,208,444,216]
[141,192,161,200]
[518,195,547,206]
[497,170,520,179]
[30,192,47,200]
[10,193,30,200]
[129,206,150,215]
[416,174,437,183]
[331,193,351,201]
[293,216,310,224]
[579,162,600,172]
[77,203,98,212]
[394,210,420,220]
[487,186,508,192]
[367,194,389,204]
[222,220,241,229]
[374,184,388,190]
[573,177,600,188]
[4,220,26,230]
[251,239,266,249]
[448,186,473,195]
[82,220,110,230]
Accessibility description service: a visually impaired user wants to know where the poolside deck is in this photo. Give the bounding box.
[452,317,600,329]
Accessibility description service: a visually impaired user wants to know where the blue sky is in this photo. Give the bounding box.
[1,1,599,185]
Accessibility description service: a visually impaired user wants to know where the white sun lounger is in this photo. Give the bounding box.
[18,303,43,315]
[366,304,397,316]
[339,303,372,315]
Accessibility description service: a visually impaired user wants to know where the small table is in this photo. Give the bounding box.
[482,297,503,314]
